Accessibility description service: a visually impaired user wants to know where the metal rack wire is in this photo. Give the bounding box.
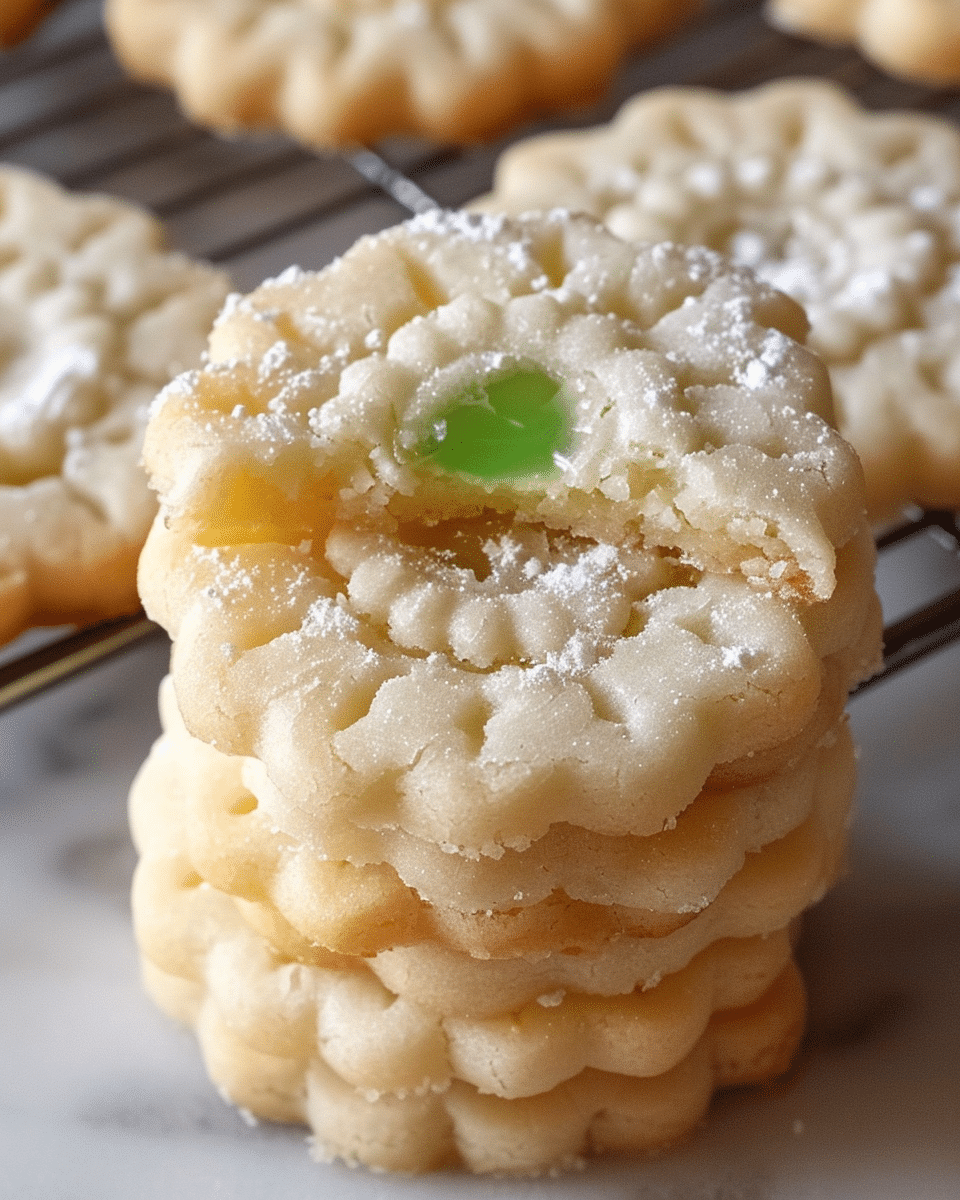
[1,0,960,714]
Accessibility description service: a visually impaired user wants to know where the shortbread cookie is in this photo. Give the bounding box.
[138,210,876,861]
[134,838,796,1100]
[767,0,960,87]
[0,0,57,46]
[475,79,960,517]
[151,960,805,1172]
[360,770,850,1014]
[130,674,856,957]
[141,928,798,1104]
[131,741,849,1014]
[104,0,700,148]
[132,815,805,1152]
[141,898,806,1174]
[0,165,230,644]
[293,966,804,1173]
[132,210,877,1172]
[234,783,845,979]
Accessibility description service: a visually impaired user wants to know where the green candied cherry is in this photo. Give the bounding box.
[418,368,571,481]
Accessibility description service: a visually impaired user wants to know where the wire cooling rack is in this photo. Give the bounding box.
[1,0,960,713]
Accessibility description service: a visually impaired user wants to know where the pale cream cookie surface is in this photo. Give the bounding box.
[130,759,810,1172]
[131,672,857,958]
[766,0,960,87]
[0,0,58,46]
[137,210,878,859]
[475,79,960,518]
[0,166,230,644]
[104,0,700,147]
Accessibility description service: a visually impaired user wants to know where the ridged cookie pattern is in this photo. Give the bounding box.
[767,0,960,88]
[131,210,880,1173]
[130,699,851,1014]
[143,947,805,1173]
[132,841,798,1101]
[104,0,700,147]
[130,808,807,1173]
[0,165,229,642]
[131,674,857,958]
[475,79,960,517]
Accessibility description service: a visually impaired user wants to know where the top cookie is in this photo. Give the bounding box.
[766,0,960,87]
[139,211,877,855]
[0,165,229,644]
[475,79,960,518]
[103,0,700,147]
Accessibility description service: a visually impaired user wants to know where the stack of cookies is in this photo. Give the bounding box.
[129,211,881,1173]
[103,0,701,146]
[765,0,960,88]
[474,79,960,520]
[0,164,229,645]
[0,0,57,47]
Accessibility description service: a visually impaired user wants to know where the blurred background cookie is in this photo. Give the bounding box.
[103,0,701,146]
[0,0,59,47]
[0,165,229,645]
[475,79,960,519]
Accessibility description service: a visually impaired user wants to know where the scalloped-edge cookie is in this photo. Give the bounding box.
[131,790,807,1156]
[0,165,230,644]
[129,671,857,958]
[138,210,878,858]
[134,834,797,1102]
[103,0,700,148]
[767,0,960,87]
[358,765,849,1014]
[295,964,804,1173]
[474,78,960,517]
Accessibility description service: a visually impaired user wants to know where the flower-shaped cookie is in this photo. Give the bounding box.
[130,771,808,1172]
[139,887,805,1172]
[104,0,700,146]
[0,166,229,643]
[0,0,58,46]
[138,210,878,857]
[475,79,960,516]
